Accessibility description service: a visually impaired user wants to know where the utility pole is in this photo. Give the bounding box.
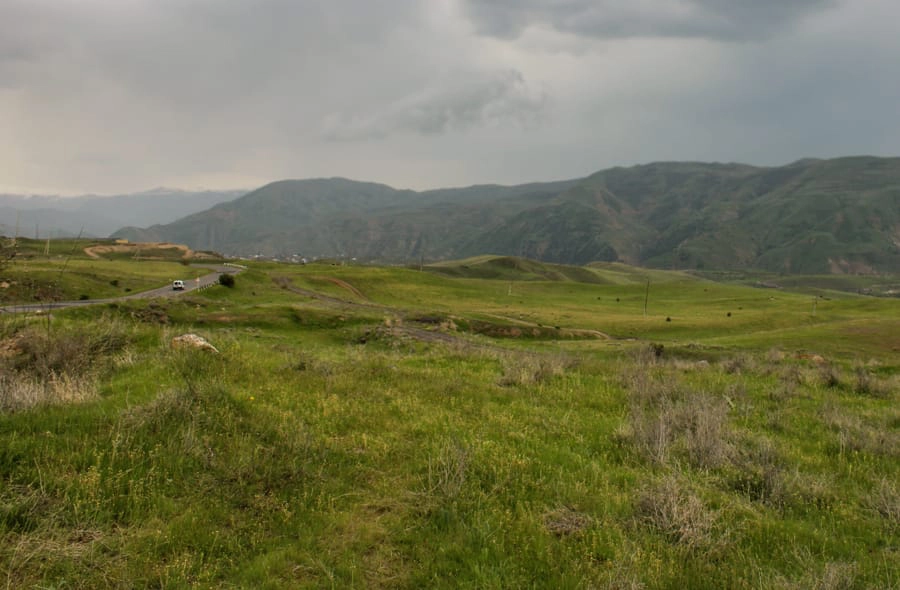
[643,278,650,316]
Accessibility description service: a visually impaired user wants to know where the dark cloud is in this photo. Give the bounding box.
[1,0,898,195]
[461,0,837,41]
[0,0,422,103]
[322,70,547,140]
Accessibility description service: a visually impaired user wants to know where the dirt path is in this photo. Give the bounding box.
[479,312,611,340]
[312,276,369,300]
[83,242,211,260]
[273,276,385,310]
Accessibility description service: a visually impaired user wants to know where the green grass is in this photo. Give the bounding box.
[1,259,898,588]
[0,239,211,303]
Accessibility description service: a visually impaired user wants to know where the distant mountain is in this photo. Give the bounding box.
[112,157,900,274]
[0,188,248,238]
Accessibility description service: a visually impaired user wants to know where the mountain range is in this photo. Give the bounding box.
[0,188,247,238]
[112,157,900,274]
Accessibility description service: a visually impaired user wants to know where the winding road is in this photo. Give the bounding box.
[0,264,244,314]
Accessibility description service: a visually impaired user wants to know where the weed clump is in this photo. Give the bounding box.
[0,317,131,411]
[722,355,755,375]
[818,364,842,389]
[726,437,789,506]
[635,475,720,552]
[631,343,664,366]
[497,353,575,387]
[543,506,592,537]
[424,438,469,501]
[768,560,857,590]
[623,372,732,469]
[850,363,893,397]
[291,351,334,376]
[868,479,899,533]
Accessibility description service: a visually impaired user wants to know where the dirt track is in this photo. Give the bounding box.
[274,275,610,347]
[313,276,369,300]
[83,242,215,260]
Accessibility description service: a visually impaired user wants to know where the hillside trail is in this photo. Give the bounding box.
[311,276,369,300]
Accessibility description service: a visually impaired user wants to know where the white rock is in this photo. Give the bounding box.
[171,333,219,353]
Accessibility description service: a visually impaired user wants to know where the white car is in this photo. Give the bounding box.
[172,280,185,291]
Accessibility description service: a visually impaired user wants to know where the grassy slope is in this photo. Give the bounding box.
[0,258,898,588]
[1,260,193,303]
[0,239,201,303]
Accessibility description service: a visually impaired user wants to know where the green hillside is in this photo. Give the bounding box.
[424,255,612,283]
[113,157,900,273]
[1,256,898,587]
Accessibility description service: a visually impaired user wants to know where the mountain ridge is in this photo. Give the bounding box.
[0,188,248,237]
[112,156,900,273]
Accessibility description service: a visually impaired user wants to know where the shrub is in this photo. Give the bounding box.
[0,372,96,412]
[722,355,751,375]
[219,273,236,287]
[819,364,842,388]
[9,322,128,380]
[631,343,664,366]
[683,396,731,469]
[850,363,892,397]
[727,437,787,506]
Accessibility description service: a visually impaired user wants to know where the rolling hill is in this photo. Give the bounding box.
[113,157,900,273]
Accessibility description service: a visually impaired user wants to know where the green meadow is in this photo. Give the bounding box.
[1,249,898,588]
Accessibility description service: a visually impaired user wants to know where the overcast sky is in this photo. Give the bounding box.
[2,0,898,195]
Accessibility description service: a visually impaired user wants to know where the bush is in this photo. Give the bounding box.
[0,317,130,411]
[219,273,236,288]
[624,372,732,469]
[635,475,719,552]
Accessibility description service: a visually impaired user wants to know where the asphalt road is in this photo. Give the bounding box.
[0,264,244,314]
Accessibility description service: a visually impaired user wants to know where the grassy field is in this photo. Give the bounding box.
[1,254,898,588]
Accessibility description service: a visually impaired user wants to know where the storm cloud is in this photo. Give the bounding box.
[1,0,898,195]
[461,0,837,41]
[322,69,547,140]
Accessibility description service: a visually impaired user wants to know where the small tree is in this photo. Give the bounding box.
[219,273,236,288]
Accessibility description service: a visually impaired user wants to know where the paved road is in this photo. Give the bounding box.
[0,264,245,314]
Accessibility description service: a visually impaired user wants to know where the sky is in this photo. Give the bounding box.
[2,0,899,195]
